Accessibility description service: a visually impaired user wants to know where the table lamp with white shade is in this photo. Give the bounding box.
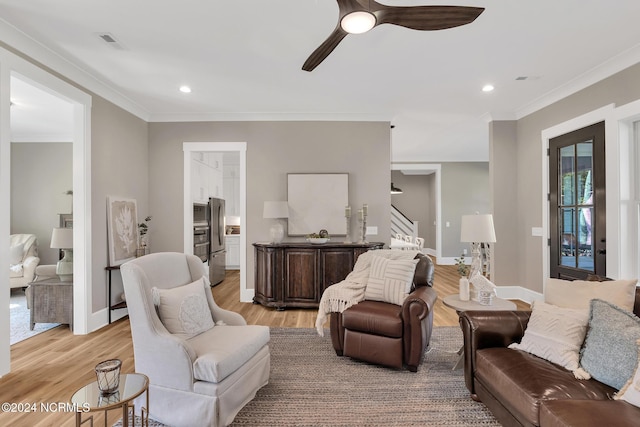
[263,201,289,244]
[51,227,74,282]
[460,213,496,280]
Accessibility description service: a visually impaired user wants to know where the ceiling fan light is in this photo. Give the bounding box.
[341,11,376,34]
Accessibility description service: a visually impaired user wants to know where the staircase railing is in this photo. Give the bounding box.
[391,204,419,240]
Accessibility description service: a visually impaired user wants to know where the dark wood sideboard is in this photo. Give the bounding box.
[253,242,384,310]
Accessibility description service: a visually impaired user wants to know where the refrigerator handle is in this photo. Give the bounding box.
[218,204,224,246]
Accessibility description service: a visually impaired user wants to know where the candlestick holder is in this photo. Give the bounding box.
[344,216,352,243]
[358,212,368,243]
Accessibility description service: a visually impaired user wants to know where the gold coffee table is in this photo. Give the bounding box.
[70,373,149,427]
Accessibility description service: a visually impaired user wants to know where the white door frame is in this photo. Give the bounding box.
[183,142,248,300]
[1,47,91,376]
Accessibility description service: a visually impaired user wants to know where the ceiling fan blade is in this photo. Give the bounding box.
[374,5,484,31]
[302,26,348,72]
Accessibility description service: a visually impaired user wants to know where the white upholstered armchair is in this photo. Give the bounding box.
[9,234,40,289]
[121,252,270,427]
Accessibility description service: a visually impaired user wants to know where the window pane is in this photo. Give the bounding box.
[578,207,595,271]
[560,207,576,268]
[577,142,593,205]
[560,146,575,206]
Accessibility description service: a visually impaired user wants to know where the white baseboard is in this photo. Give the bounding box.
[240,288,255,303]
[425,248,437,257]
[88,307,128,333]
[437,256,471,265]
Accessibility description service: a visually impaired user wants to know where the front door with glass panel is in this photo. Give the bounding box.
[549,122,606,279]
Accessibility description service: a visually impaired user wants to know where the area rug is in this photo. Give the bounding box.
[10,288,60,344]
[233,326,498,426]
[116,326,499,426]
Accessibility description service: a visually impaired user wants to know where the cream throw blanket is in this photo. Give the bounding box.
[315,249,421,336]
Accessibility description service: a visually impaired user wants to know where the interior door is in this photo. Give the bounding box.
[549,122,606,279]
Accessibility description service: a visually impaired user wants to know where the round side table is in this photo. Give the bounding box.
[70,373,149,427]
[443,294,517,369]
[443,294,517,312]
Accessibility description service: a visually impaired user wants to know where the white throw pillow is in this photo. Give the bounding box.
[615,339,640,408]
[9,243,24,265]
[365,256,419,305]
[509,300,590,379]
[152,277,215,338]
[545,277,637,312]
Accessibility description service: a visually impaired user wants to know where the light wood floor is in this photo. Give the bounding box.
[0,263,529,426]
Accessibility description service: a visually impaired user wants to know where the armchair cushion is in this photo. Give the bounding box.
[365,256,419,305]
[189,325,270,383]
[342,300,403,338]
[152,277,215,338]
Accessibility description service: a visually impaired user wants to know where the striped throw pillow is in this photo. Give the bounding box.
[365,256,419,305]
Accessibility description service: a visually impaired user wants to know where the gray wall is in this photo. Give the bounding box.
[490,121,519,286]
[148,121,391,290]
[498,62,640,293]
[441,162,491,258]
[390,170,434,247]
[91,97,149,311]
[10,142,72,265]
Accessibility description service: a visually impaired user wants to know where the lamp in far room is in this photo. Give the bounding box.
[51,227,74,282]
[460,213,496,280]
[263,201,289,244]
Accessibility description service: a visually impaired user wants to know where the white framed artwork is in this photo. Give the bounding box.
[287,173,348,236]
[107,196,139,266]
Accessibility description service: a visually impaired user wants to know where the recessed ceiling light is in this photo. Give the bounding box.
[179,85,192,93]
[482,84,495,92]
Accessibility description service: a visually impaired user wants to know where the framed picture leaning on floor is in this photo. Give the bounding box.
[107,196,138,266]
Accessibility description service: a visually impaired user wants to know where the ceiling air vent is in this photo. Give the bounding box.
[97,33,125,50]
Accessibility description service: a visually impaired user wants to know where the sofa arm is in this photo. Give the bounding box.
[402,286,438,371]
[459,310,531,398]
[35,264,57,280]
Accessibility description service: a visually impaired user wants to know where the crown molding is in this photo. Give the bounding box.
[11,133,73,143]
[515,42,640,119]
[0,18,150,121]
[149,111,392,122]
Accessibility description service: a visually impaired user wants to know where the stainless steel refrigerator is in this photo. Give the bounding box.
[208,197,226,286]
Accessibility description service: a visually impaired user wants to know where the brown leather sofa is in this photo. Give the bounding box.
[330,253,437,372]
[459,287,640,427]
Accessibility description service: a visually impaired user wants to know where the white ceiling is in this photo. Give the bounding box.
[4,0,640,160]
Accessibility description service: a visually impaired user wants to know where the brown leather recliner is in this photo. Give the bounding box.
[330,253,437,372]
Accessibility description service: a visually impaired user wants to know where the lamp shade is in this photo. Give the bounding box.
[460,214,496,243]
[50,227,73,249]
[263,201,289,219]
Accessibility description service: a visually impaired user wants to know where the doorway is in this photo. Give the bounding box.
[182,142,249,300]
[549,122,606,279]
[1,49,91,376]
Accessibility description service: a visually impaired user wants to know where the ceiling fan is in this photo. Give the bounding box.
[302,1,485,71]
